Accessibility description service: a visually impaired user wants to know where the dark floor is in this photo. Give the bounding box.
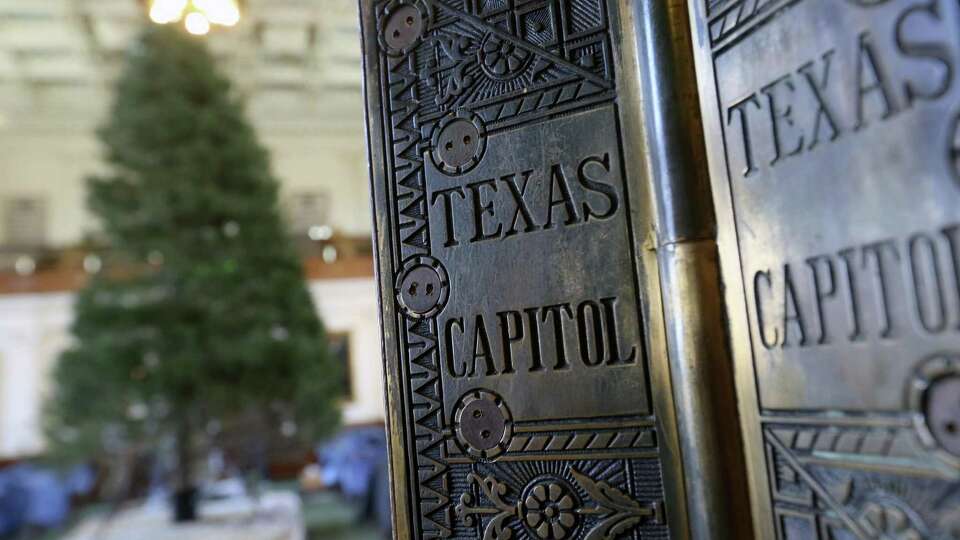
[302,492,381,540]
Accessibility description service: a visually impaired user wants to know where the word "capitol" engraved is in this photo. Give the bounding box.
[442,296,637,379]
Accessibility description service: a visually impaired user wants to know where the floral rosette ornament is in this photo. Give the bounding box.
[479,34,531,79]
[857,501,924,540]
[522,481,578,539]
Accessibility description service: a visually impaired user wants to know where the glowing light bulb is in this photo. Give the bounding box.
[308,225,333,241]
[195,0,241,26]
[149,0,187,24]
[148,0,239,34]
[322,245,338,264]
[14,255,35,276]
[185,11,211,35]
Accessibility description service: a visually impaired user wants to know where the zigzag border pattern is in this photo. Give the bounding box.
[382,33,452,539]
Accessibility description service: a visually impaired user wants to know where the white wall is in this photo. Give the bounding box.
[0,292,73,457]
[0,133,102,247]
[265,133,372,238]
[308,278,384,425]
[0,128,372,248]
[0,277,384,459]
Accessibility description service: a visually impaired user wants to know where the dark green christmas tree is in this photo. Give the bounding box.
[46,24,340,520]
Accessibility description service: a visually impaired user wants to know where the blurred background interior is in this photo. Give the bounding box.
[0,1,389,538]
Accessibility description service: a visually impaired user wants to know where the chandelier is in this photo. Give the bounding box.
[148,0,241,35]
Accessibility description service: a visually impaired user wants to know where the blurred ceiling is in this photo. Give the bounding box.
[0,0,364,134]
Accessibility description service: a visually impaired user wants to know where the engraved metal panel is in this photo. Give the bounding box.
[358,0,693,537]
[689,0,960,537]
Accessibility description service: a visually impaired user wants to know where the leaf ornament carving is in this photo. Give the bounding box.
[422,34,476,105]
[570,468,664,540]
[456,473,517,540]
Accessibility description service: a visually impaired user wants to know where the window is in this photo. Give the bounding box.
[327,332,352,400]
[3,197,47,248]
[285,191,329,236]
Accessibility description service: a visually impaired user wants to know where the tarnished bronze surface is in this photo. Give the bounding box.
[358,0,749,538]
[689,0,960,538]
